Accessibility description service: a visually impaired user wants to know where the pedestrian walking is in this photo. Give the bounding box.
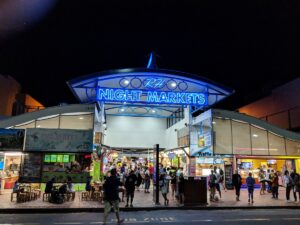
[271,171,279,199]
[291,170,300,202]
[208,170,217,201]
[103,168,124,225]
[246,172,255,204]
[284,170,294,202]
[214,166,222,199]
[144,173,150,193]
[170,172,177,200]
[258,169,266,195]
[232,170,242,201]
[125,170,137,207]
[177,173,185,206]
[159,173,169,205]
[218,167,227,191]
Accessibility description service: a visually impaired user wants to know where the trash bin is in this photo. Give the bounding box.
[183,176,207,206]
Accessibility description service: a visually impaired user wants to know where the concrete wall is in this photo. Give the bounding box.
[104,116,167,148]
[0,75,20,116]
[165,108,189,150]
[238,77,300,130]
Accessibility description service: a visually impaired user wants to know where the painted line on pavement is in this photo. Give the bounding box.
[224,218,270,221]
[192,220,213,222]
[54,223,83,225]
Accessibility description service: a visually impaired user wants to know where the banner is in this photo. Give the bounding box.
[0,129,25,151]
[20,153,42,183]
[25,128,93,152]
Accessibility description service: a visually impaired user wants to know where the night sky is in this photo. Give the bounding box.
[0,0,300,109]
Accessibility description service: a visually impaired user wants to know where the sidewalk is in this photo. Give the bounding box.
[0,186,300,213]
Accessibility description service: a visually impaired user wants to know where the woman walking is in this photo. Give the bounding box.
[284,170,293,202]
[159,173,169,206]
[246,172,255,204]
[170,173,177,200]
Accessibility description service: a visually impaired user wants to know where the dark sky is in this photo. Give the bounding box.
[0,0,300,109]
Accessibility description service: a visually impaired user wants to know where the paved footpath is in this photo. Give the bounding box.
[0,186,300,211]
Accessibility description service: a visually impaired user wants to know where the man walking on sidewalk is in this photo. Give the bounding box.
[103,168,124,225]
[232,170,242,201]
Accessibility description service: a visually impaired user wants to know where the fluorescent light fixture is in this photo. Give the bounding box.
[36,125,41,128]
[79,117,84,120]
[152,110,156,113]
[252,134,258,137]
[120,108,125,112]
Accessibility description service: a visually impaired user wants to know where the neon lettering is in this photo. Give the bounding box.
[97,88,206,106]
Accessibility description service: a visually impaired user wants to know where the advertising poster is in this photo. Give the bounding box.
[25,128,93,152]
[0,129,25,151]
[20,153,42,182]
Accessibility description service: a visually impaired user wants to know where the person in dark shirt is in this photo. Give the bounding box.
[246,172,255,204]
[45,178,55,194]
[103,169,124,225]
[178,173,185,205]
[232,170,242,201]
[125,170,137,207]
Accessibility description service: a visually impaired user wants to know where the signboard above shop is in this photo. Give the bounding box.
[25,128,93,152]
[97,87,207,106]
[0,128,25,151]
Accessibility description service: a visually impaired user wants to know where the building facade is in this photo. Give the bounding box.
[238,77,300,132]
[0,74,44,118]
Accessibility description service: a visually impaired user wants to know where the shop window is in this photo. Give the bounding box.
[286,139,300,156]
[36,116,59,129]
[251,126,269,155]
[268,132,286,156]
[213,118,232,154]
[166,108,184,128]
[60,114,93,130]
[232,121,251,155]
[42,153,91,183]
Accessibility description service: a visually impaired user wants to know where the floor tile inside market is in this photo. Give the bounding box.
[1,186,299,209]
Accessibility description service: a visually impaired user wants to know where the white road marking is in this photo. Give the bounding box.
[224,218,270,221]
[192,220,213,222]
[54,223,82,225]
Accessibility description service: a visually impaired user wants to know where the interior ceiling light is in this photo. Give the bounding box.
[171,82,177,87]
[124,80,129,84]
[79,117,84,120]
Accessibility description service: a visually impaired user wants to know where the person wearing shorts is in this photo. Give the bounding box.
[103,169,124,225]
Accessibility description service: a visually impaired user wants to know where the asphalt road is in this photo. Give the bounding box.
[0,209,300,225]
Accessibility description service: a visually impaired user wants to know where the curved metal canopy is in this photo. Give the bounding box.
[67,58,234,118]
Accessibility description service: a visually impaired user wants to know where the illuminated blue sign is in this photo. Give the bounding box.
[97,87,207,106]
[144,78,165,89]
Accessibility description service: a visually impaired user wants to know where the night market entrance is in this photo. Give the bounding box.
[67,53,234,205]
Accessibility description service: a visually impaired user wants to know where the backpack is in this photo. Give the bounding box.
[219,169,224,176]
[209,174,217,184]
